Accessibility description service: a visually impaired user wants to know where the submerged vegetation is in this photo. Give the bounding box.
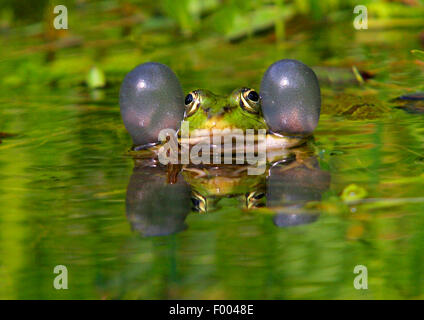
[0,0,424,299]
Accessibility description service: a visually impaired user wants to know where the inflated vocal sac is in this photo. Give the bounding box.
[260,59,321,136]
[119,62,185,147]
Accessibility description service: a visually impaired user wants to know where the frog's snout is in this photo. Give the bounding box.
[204,105,232,119]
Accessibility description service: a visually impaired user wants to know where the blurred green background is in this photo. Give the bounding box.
[0,0,424,299]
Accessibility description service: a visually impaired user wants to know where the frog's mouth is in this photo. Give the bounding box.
[178,129,309,152]
[179,128,260,146]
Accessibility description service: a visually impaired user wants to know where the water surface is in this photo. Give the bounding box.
[1,8,424,299]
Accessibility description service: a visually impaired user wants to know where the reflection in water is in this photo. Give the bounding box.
[182,165,267,213]
[267,154,331,227]
[126,161,191,237]
[125,145,331,236]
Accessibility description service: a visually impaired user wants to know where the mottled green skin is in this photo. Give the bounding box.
[183,89,268,135]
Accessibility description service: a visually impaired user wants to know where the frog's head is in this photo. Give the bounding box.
[182,88,267,136]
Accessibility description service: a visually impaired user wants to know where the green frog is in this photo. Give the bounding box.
[119,59,321,157]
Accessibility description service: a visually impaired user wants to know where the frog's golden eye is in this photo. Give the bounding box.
[184,91,200,118]
[239,88,261,114]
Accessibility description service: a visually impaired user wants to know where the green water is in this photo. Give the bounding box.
[1,2,424,299]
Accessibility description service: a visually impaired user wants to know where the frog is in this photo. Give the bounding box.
[119,59,321,160]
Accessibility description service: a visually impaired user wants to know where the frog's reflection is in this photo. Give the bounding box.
[126,161,191,237]
[182,165,267,213]
[267,153,330,227]
[125,145,330,237]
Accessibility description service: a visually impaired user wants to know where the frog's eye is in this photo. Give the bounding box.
[247,90,260,102]
[185,93,194,105]
[184,91,200,117]
[239,88,261,114]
